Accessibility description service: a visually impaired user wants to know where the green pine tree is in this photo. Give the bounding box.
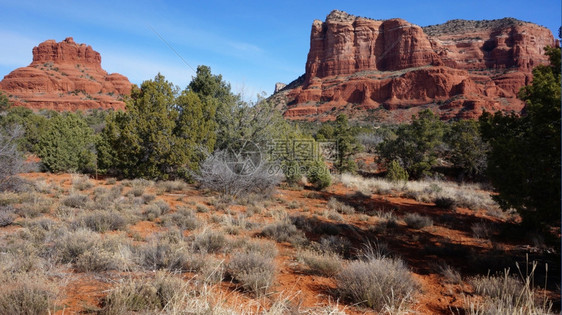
[480,46,561,228]
[37,112,96,173]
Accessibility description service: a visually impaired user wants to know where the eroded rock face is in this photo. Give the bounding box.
[273,11,558,122]
[0,37,131,111]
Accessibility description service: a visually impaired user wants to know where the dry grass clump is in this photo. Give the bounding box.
[50,229,133,272]
[128,185,145,197]
[192,230,228,253]
[327,197,355,214]
[75,234,133,272]
[135,239,188,272]
[341,174,499,212]
[297,249,343,276]
[335,256,417,312]
[227,250,276,296]
[465,265,553,314]
[0,273,58,315]
[0,239,46,274]
[261,221,307,245]
[0,205,16,227]
[161,206,200,230]
[71,174,93,191]
[52,228,100,264]
[16,195,52,218]
[100,272,184,315]
[73,210,127,232]
[471,222,493,240]
[61,193,90,208]
[314,235,352,257]
[404,213,433,229]
[156,180,187,193]
[438,263,462,284]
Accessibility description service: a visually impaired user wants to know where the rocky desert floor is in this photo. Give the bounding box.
[0,172,559,314]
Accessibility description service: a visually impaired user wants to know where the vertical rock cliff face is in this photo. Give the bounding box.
[0,37,131,111]
[273,10,558,122]
[305,10,441,81]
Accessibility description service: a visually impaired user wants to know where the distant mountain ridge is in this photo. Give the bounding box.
[271,10,559,122]
[0,37,131,111]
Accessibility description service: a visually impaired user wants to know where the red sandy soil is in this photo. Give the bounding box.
[10,172,560,314]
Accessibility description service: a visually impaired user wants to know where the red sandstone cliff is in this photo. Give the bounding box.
[272,11,558,122]
[0,37,131,111]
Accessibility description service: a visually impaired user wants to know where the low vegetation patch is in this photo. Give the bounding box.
[335,257,417,312]
[404,213,433,229]
[297,249,343,276]
[227,251,276,296]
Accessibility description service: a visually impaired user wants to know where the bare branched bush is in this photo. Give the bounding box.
[335,257,418,312]
[195,150,281,197]
[0,125,24,192]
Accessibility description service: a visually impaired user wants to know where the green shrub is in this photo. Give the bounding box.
[307,159,331,190]
[37,112,96,173]
[385,160,408,182]
[283,159,303,186]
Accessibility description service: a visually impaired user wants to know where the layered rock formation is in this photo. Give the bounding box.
[0,37,131,111]
[272,10,558,121]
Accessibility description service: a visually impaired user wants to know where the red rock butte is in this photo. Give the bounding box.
[271,10,559,122]
[0,37,131,111]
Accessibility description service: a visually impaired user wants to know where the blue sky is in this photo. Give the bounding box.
[0,0,560,99]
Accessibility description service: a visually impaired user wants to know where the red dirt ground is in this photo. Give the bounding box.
[10,172,560,314]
